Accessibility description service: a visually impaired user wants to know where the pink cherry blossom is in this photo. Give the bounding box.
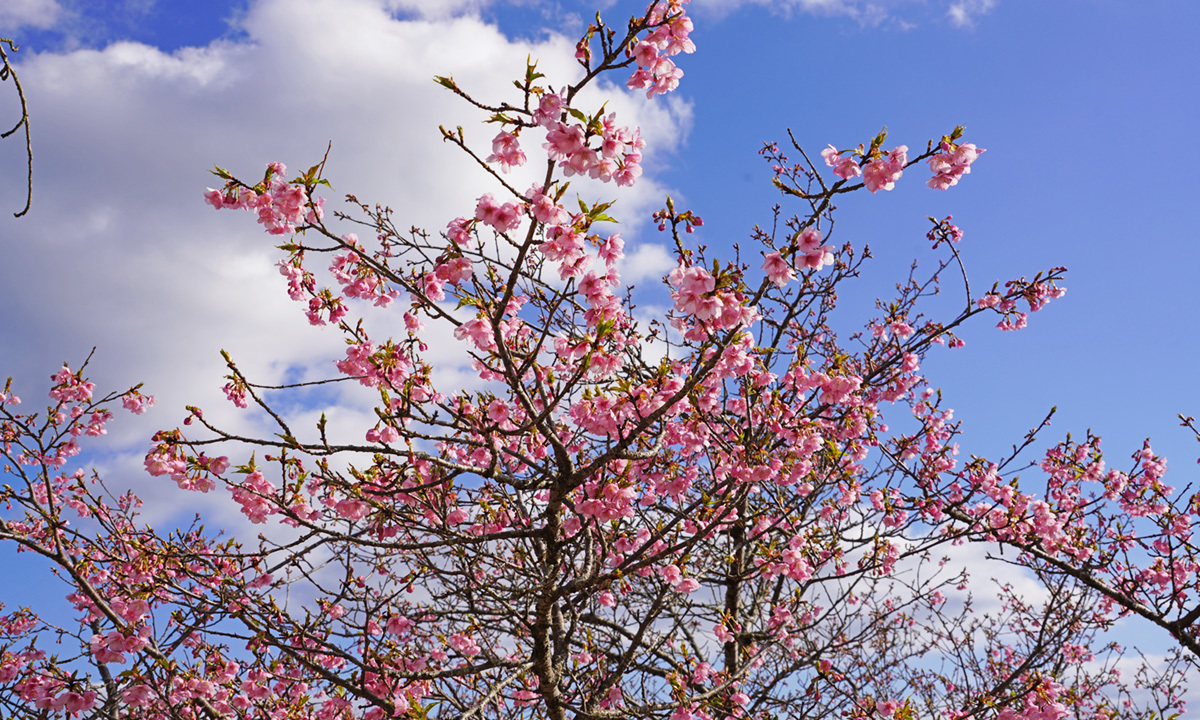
[862,145,908,192]
[796,227,835,271]
[487,130,527,172]
[927,141,985,190]
[533,92,565,127]
[474,193,522,233]
[762,251,795,287]
[821,144,862,180]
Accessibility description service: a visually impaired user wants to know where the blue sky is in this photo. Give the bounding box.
[3,0,1195,460]
[1,0,1198,679]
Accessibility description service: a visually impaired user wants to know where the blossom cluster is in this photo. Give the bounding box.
[976,274,1066,331]
[863,145,909,193]
[823,138,984,194]
[143,430,230,493]
[330,233,400,308]
[821,144,862,180]
[762,227,835,286]
[626,0,695,98]
[540,104,647,187]
[927,141,985,190]
[204,162,324,235]
[667,263,758,340]
[486,130,527,172]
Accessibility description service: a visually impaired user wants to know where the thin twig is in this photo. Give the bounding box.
[0,38,32,217]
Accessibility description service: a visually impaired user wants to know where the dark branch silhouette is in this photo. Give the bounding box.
[0,37,32,218]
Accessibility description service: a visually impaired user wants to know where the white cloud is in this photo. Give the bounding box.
[0,0,691,525]
[947,0,996,28]
[0,0,63,30]
[620,240,675,285]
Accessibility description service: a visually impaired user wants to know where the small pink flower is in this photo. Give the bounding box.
[821,144,861,180]
[632,41,659,68]
[927,141,985,190]
[422,272,446,302]
[386,616,415,635]
[714,623,735,644]
[796,227,834,271]
[454,316,497,352]
[474,193,522,233]
[448,633,481,657]
[533,92,565,127]
[335,498,370,521]
[542,122,586,161]
[762,251,795,287]
[862,145,908,192]
[487,400,509,425]
[123,685,154,708]
[436,257,473,286]
[445,217,474,248]
[57,691,97,716]
[121,391,156,414]
[223,381,249,408]
[487,130,527,173]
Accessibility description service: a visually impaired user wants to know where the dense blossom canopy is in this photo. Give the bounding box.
[1,2,1197,720]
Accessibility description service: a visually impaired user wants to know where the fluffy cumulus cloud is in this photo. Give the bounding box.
[0,0,691,521]
[0,0,64,29]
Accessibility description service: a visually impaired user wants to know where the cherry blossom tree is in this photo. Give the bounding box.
[1,2,1195,719]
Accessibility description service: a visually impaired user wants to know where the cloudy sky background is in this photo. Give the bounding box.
[1,0,1198,692]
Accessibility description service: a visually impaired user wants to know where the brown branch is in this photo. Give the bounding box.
[0,38,32,217]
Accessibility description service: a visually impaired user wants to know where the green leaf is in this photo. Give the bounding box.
[524,56,544,83]
[276,433,300,448]
[235,452,257,474]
